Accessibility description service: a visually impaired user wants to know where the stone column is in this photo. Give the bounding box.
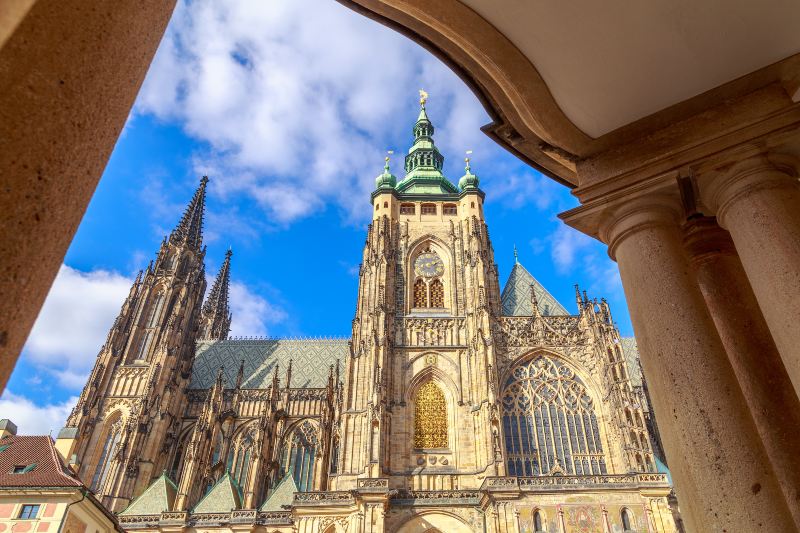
[603,198,795,532]
[683,216,800,526]
[0,0,176,391]
[701,154,800,397]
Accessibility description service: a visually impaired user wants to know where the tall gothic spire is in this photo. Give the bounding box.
[199,248,233,340]
[170,176,208,250]
[395,91,459,194]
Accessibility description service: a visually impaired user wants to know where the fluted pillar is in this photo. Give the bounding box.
[683,216,800,524]
[603,198,795,532]
[701,154,800,397]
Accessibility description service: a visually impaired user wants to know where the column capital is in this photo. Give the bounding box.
[682,216,736,266]
[600,195,683,261]
[700,152,800,224]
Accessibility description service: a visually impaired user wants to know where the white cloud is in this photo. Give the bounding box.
[135,0,493,226]
[23,265,133,389]
[228,281,287,338]
[550,224,595,273]
[0,391,77,436]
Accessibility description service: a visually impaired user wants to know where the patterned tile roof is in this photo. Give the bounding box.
[620,337,643,387]
[191,339,349,390]
[260,473,298,512]
[192,473,242,513]
[119,473,177,516]
[501,262,569,316]
[0,435,82,488]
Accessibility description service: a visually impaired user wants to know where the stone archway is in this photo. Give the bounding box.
[396,512,473,533]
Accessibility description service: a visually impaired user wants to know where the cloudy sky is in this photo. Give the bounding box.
[1,0,630,435]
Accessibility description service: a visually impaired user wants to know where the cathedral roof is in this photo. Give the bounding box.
[500,259,569,316]
[620,336,642,387]
[190,338,349,389]
[119,473,177,516]
[259,473,298,512]
[192,472,242,513]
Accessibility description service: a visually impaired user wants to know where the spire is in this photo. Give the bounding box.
[395,91,458,195]
[170,176,208,250]
[513,245,520,265]
[199,249,233,340]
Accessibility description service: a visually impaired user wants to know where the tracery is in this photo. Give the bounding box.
[278,421,318,491]
[501,354,607,476]
[413,380,448,448]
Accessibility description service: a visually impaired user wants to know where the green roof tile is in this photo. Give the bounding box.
[119,473,177,516]
[259,473,298,512]
[192,472,242,514]
[501,261,568,316]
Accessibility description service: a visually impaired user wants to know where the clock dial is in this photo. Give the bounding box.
[414,252,445,278]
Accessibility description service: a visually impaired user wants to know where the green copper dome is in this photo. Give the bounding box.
[375,157,397,189]
[458,158,480,191]
[394,94,459,195]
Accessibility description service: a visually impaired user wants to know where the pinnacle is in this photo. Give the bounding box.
[169,176,208,251]
[201,249,233,340]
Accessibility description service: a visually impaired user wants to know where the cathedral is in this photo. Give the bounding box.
[55,97,681,533]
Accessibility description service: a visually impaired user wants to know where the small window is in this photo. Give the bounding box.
[400,203,415,215]
[11,464,36,474]
[19,504,40,519]
[533,510,545,532]
[621,508,633,531]
[383,201,388,208]
[375,204,379,211]
[443,204,457,215]
[470,201,475,208]
[421,203,436,215]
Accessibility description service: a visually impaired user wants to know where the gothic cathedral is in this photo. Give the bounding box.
[56,98,682,532]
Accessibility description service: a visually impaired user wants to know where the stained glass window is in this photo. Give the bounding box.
[278,421,318,491]
[414,381,448,448]
[429,279,444,308]
[413,278,428,307]
[91,422,122,492]
[501,355,606,476]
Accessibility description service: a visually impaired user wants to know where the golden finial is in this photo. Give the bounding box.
[384,150,393,171]
[419,89,429,106]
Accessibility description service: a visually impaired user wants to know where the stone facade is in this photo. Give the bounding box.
[56,100,680,532]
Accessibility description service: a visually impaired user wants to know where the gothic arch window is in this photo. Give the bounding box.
[329,436,340,474]
[228,429,254,488]
[636,412,645,427]
[625,408,633,425]
[607,349,614,363]
[91,418,123,492]
[413,381,448,449]
[134,290,165,361]
[411,247,448,310]
[278,421,318,492]
[501,355,607,476]
[429,279,444,308]
[210,431,223,465]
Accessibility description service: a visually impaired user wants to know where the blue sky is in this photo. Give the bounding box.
[1,0,631,435]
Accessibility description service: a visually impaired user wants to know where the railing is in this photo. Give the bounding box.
[293,491,355,505]
[482,473,670,492]
[396,317,467,347]
[390,489,481,505]
[117,510,293,528]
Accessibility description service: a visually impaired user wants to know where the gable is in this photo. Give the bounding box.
[501,263,568,316]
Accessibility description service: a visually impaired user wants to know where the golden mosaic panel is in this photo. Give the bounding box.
[414,381,448,448]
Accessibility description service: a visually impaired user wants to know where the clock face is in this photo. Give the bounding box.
[414,252,445,278]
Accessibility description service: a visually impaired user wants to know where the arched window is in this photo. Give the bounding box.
[625,409,633,425]
[278,421,318,492]
[501,355,607,476]
[621,508,633,531]
[329,436,340,474]
[635,453,644,472]
[413,278,428,307]
[607,349,614,362]
[91,421,122,492]
[636,412,645,427]
[134,290,165,361]
[210,431,223,465]
[429,279,444,308]
[228,430,254,488]
[414,381,448,449]
[533,510,545,532]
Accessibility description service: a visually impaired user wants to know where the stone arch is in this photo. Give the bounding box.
[395,511,473,533]
[169,423,195,482]
[277,419,320,491]
[406,235,455,313]
[87,410,124,493]
[499,350,612,476]
[404,367,460,458]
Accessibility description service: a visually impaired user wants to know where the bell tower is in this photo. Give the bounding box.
[57,177,210,512]
[334,94,504,496]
